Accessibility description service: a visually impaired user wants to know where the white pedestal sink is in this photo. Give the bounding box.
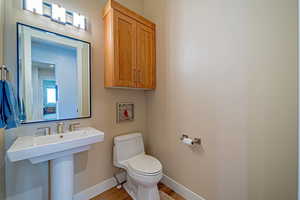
[7,127,104,200]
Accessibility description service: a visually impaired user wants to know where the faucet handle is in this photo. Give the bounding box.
[56,122,65,134]
[37,127,51,135]
[69,122,80,132]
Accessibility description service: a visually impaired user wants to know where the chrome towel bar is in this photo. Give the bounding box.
[0,65,9,81]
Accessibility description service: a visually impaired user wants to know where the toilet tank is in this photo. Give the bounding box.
[113,133,145,167]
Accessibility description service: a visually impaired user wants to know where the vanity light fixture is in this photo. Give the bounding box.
[51,4,66,23]
[73,12,86,30]
[24,0,43,15]
[23,0,87,30]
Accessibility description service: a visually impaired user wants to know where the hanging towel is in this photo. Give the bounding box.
[0,80,20,129]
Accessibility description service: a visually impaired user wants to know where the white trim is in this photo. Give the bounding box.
[298,0,300,199]
[161,175,206,200]
[73,173,126,200]
[76,46,83,116]
[73,177,117,200]
[73,173,205,200]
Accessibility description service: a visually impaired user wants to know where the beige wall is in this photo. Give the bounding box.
[0,0,3,63]
[3,0,298,200]
[0,0,5,199]
[117,0,144,14]
[144,0,298,200]
[4,0,146,200]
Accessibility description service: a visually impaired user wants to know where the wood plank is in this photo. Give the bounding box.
[91,183,185,200]
[158,183,186,200]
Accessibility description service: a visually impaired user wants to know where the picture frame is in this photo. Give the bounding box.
[117,102,134,123]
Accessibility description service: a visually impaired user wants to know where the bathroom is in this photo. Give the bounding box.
[0,0,298,200]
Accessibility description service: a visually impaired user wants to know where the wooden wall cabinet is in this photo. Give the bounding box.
[103,0,156,90]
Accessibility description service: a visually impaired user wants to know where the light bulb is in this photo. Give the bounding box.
[51,4,66,23]
[73,12,86,30]
[24,0,43,15]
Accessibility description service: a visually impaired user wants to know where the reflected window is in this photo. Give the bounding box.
[47,88,56,104]
[43,80,57,120]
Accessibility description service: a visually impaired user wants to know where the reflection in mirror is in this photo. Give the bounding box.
[17,23,91,123]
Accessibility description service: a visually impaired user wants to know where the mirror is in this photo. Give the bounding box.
[17,23,91,123]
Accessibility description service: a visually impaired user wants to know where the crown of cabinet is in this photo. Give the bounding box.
[103,0,156,90]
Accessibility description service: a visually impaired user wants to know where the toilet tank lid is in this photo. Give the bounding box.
[114,133,143,144]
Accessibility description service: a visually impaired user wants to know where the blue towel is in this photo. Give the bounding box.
[0,80,20,129]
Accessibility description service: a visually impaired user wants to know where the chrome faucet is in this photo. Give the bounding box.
[56,122,65,134]
[37,127,51,135]
[69,122,80,132]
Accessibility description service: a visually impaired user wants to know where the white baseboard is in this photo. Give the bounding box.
[73,173,126,200]
[161,175,206,200]
[74,173,205,200]
[73,177,116,200]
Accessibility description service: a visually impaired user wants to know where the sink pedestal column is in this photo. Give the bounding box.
[51,154,74,200]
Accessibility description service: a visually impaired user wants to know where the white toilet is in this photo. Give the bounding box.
[113,133,163,200]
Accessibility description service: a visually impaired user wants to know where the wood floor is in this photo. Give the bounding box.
[91,183,185,200]
[158,183,185,200]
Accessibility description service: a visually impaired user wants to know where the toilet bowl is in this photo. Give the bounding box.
[113,133,163,200]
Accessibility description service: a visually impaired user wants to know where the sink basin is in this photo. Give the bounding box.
[7,127,104,200]
[7,127,104,164]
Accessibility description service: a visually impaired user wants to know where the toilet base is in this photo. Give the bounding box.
[123,175,160,200]
[137,184,160,200]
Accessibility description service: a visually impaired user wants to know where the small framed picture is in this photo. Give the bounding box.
[117,102,134,123]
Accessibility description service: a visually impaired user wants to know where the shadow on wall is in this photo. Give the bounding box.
[143,0,298,200]
[74,151,89,174]
[5,160,49,200]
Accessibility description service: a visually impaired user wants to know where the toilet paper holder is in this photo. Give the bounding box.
[180,134,201,145]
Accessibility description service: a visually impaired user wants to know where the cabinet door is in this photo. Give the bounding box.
[114,11,137,87]
[136,22,155,89]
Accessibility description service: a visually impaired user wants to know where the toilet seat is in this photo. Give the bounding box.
[128,154,162,176]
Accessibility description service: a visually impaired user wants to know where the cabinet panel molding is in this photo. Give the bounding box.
[114,11,136,87]
[136,22,156,89]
